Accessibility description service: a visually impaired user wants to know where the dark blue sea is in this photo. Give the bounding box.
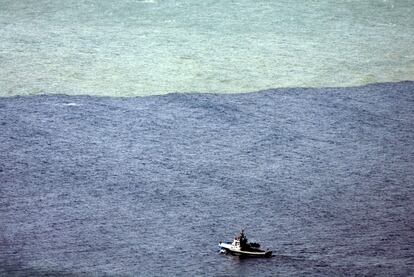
[1,82,414,276]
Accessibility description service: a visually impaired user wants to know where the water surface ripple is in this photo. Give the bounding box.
[1,82,414,276]
[1,0,413,96]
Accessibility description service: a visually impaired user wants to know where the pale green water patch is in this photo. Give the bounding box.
[0,0,413,96]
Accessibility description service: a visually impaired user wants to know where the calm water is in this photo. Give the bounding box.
[1,82,414,275]
[0,0,413,96]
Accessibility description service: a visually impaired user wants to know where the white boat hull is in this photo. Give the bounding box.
[219,242,272,258]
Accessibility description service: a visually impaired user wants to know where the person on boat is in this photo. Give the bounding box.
[236,230,243,240]
[239,229,247,250]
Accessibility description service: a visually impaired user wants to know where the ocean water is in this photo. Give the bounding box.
[0,0,413,96]
[1,0,414,276]
[1,82,414,275]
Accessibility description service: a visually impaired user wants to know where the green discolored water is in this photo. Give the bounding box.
[0,0,413,96]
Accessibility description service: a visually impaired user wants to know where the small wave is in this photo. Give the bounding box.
[137,0,157,3]
[57,102,81,107]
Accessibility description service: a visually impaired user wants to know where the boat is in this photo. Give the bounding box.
[219,230,272,257]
